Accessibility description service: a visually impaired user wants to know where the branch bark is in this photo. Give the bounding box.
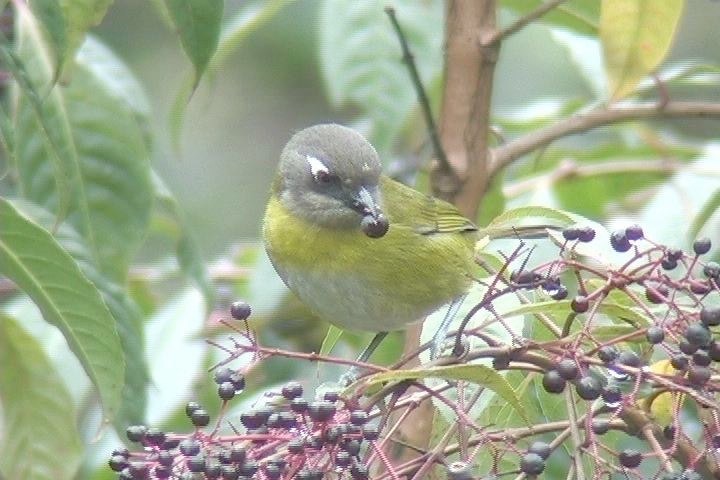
[434,0,498,219]
[491,101,720,177]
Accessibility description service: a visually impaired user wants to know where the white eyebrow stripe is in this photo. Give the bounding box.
[306,155,330,178]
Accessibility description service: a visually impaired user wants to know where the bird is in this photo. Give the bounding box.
[262,124,478,358]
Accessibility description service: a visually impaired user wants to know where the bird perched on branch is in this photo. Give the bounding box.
[262,124,478,355]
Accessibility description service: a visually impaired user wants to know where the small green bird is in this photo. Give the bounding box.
[262,124,478,337]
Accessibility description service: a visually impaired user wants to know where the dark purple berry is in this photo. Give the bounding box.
[191,408,210,427]
[661,257,678,270]
[335,451,352,467]
[578,226,596,242]
[281,382,303,399]
[111,447,130,458]
[342,439,361,456]
[205,462,221,479]
[519,452,545,475]
[213,367,233,385]
[307,401,336,422]
[528,441,551,459]
[685,323,711,347]
[663,425,675,439]
[125,425,147,443]
[598,346,619,363]
[128,462,149,479]
[230,301,251,320]
[571,295,589,313]
[290,398,308,413]
[693,350,711,367]
[592,419,610,435]
[108,455,128,472]
[625,224,643,241]
[703,261,720,279]
[610,230,632,252]
[618,350,642,368]
[670,355,689,371]
[187,455,206,472]
[575,376,602,400]
[218,382,236,400]
[264,464,283,480]
[688,366,711,385]
[693,237,711,255]
[323,390,341,403]
[221,465,239,480]
[179,438,201,456]
[229,372,245,391]
[350,410,369,425]
[288,438,304,454]
[229,444,245,463]
[646,326,665,344]
[361,214,389,238]
[550,285,568,300]
[157,451,174,467]
[562,227,580,241]
[708,341,720,361]
[619,449,642,468]
[700,306,720,327]
[542,370,566,394]
[239,460,258,477]
[667,248,683,261]
[679,339,699,355]
[350,463,369,480]
[362,424,380,440]
[185,401,201,418]
[557,359,579,380]
[144,428,165,446]
[601,385,622,404]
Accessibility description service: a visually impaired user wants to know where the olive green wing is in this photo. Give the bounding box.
[380,176,477,236]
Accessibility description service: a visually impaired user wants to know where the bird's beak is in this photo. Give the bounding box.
[350,186,389,238]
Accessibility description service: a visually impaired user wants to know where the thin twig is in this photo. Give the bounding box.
[564,388,587,480]
[384,6,449,174]
[488,0,568,44]
[491,101,720,175]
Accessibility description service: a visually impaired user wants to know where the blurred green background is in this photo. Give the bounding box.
[95,0,720,257]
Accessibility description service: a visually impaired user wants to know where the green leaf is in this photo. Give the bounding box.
[164,0,223,90]
[59,0,114,73]
[502,0,599,36]
[28,0,68,82]
[16,198,149,427]
[600,0,684,100]
[0,197,124,418]
[318,0,443,152]
[364,364,529,424]
[0,314,83,480]
[480,205,577,238]
[689,188,720,242]
[169,0,289,146]
[319,325,344,356]
[14,32,153,282]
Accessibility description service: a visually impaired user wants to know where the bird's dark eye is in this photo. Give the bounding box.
[314,170,339,185]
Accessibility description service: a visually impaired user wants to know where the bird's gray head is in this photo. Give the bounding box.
[276,124,389,237]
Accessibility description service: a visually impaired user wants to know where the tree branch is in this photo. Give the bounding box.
[435,0,498,218]
[491,101,720,176]
[488,0,568,44]
[384,6,449,174]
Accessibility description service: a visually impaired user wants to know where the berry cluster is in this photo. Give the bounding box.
[110,226,720,479]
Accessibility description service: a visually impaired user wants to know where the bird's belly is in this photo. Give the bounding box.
[276,265,430,331]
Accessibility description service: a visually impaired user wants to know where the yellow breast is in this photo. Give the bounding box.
[262,187,477,332]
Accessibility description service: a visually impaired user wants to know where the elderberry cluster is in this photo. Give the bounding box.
[110,384,376,480]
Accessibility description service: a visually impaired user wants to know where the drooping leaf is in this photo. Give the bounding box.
[502,0,599,36]
[169,0,287,145]
[27,0,68,82]
[59,0,114,74]
[600,0,684,101]
[164,0,223,90]
[14,32,153,282]
[0,197,124,418]
[318,0,443,153]
[0,314,83,480]
[14,199,149,427]
[364,364,529,424]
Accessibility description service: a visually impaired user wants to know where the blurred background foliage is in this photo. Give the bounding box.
[0,0,719,478]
